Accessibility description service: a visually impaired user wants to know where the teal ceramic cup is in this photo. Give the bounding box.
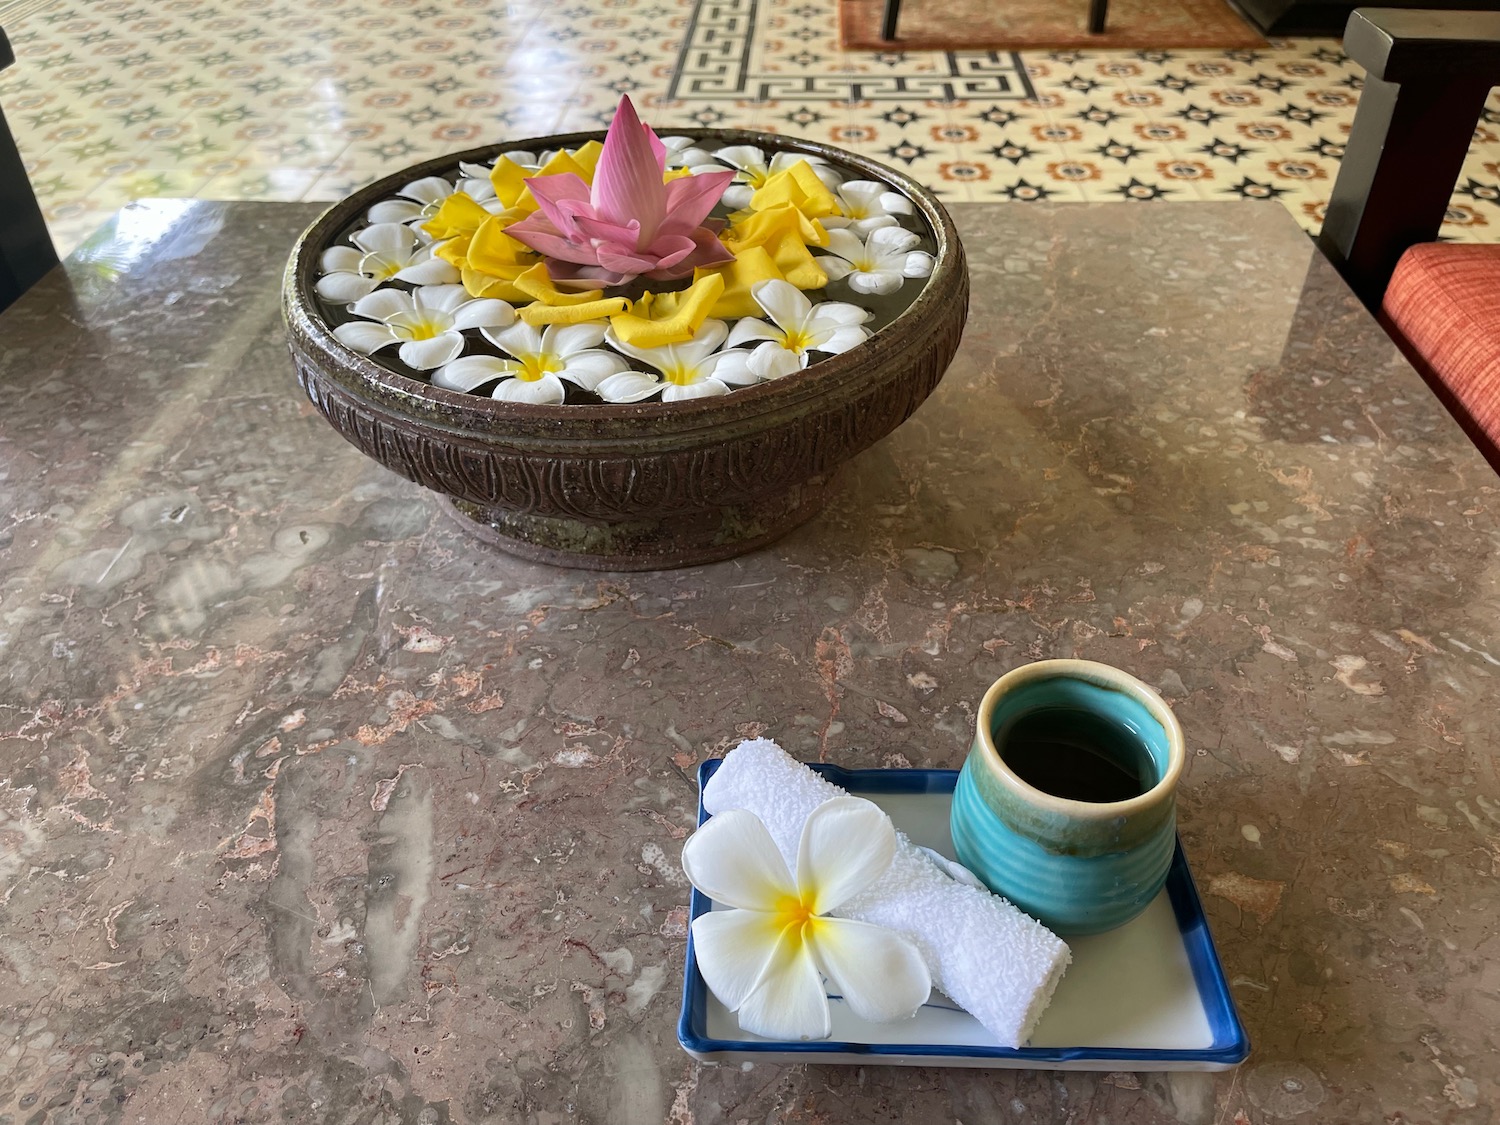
[950,659,1186,935]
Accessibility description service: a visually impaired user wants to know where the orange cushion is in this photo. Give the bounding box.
[1382,243,1500,462]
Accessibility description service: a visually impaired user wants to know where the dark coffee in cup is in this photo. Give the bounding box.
[999,706,1156,804]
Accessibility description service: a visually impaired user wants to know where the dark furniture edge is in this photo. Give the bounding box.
[1235,0,1500,37]
[1316,8,1500,310]
[0,24,61,313]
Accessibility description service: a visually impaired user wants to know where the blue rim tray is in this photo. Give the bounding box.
[678,760,1250,1071]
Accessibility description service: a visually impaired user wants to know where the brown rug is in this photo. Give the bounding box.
[839,0,1267,51]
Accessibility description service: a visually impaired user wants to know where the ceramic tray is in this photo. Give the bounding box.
[678,761,1250,1071]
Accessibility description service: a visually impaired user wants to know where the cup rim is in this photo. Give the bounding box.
[974,659,1187,820]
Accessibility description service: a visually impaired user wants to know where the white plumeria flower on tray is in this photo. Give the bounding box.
[726,279,872,381]
[820,227,935,297]
[822,180,915,237]
[366,175,458,228]
[708,144,843,211]
[682,796,932,1042]
[333,285,515,371]
[433,322,629,405]
[603,319,758,403]
[315,223,460,303]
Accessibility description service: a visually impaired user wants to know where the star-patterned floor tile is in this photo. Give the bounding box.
[0,0,1495,256]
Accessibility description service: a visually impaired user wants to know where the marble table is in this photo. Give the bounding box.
[2,199,1497,1124]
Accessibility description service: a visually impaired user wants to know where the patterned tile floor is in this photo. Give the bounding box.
[1,0,1498,257]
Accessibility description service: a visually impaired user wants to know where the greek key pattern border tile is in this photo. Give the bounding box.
[668,0,1035,102]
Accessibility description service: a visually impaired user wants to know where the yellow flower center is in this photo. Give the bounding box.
[359,252,405,280]
[403,319,442,341]
[662,363,699,386]
[781,328,813,354]
[773,894,821,950]
[514,354,561,382]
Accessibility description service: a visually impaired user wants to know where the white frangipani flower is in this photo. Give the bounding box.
[495,149,556,172]
[726,279,871,380]
[602,319,758,403]
[366,176,459,227]
[822,180,915,236]
[432,322,629,405]
[333,285,515,371]
[315,223,461,303]
[682,797,932,1042]
[454,160,512,213]
[709,145,842,210]
[819,227,934,296]
[661,135,718,170]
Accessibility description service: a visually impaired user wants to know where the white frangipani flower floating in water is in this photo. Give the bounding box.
[314,103,946,407]
[433,322,629,405]
[822,179,915,237]
[708,144,842,211]
[365,176,462,228]
[682,796,932,1041]
[660,135,719,170]
[726,279,871,381]
[603,319,758,402]
[453,161,519,214]
[332,285,515,370]
[316,223,460,304]
[819,226,935,296]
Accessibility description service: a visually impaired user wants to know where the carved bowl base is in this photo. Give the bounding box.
[438,475,834,570]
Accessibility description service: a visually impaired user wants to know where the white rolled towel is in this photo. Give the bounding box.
[701,738,1071,1048]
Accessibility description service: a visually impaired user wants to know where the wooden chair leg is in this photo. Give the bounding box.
[1087,0,1109,34]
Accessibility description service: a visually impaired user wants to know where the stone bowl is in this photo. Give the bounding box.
[282,128,968,570]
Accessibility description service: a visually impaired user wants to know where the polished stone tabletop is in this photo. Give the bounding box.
[2,199,1497,1124]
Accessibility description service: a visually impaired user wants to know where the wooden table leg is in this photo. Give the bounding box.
[1088,0,1108,34]
[881,0,901,40]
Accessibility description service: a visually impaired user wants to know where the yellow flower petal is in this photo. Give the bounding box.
[489,158,534,211]
[749,160,840,220]
[519,298,629,326]
[609,274,725,347]
[459,215,541,297]
[513,262,605,306]
[460,268,529,302]
[570,140,603,181]
[434,232,472,269]
[537,147,592,181]
[696,244,785,319]
[724,205,829,292]
[430,200,532,275]
[423,191,493,240]
[490,147,596,213]
[467,215,534,271]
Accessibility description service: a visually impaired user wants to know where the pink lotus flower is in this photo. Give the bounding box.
[503,97,736,288]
